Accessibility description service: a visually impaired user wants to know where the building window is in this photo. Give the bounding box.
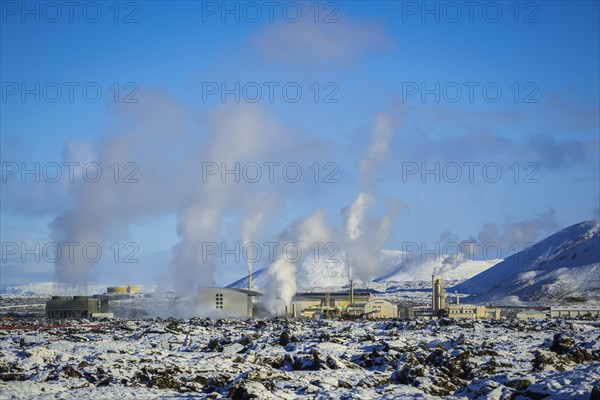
[216,293,223,309]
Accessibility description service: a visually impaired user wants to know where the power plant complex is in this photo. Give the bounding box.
[44,278,598,321]
[289,283,399,319]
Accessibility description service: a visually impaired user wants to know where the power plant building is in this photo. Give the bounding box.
[46,296,109,319]
[292,289,372,318]
[432,276,501,320]
[446,305,501,320]
[398,304,415,318]
[193,287,261,318]
[363,299,398,319]
[516,310,548,320]
[550,307,600,318]
[291,287,399,319]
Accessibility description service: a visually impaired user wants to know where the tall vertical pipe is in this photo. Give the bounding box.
[431,274,435,312]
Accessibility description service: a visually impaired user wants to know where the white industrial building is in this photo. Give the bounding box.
[446,305,501,320]
[362,299,398,319]
[188,287,261,318]
[516,310,548,320]
[550,306,600,318]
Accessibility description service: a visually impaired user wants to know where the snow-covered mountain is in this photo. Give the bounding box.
[454,220,600,304]
[227,249,499,290]
[228,254,352,290]
[374,250,500,282]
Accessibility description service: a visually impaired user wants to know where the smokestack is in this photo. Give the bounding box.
[431,274,435,312]
[438,279,445,310]
[432,276,446,316]
[248,268,252,291]
[432,278,445,314]
[350,279,355,304]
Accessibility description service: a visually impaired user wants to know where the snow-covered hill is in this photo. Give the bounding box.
[228,249,499,290]
[374,250,500,282]
[227,254,352,290]
[454,220,600,305]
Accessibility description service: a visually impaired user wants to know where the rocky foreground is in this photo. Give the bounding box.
[1,317,599,399]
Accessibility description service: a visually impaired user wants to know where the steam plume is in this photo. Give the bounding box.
[262,209,332,314]
[343,113,401,281]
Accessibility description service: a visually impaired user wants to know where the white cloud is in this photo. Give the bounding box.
[251,17,393,67]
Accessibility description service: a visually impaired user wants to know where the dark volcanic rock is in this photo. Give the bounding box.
[533,333,600,371]
[549,333,576,355]
[0,372,27,381]
[62,365,82,378]
[357,373,390,387]
[279,331,291,346]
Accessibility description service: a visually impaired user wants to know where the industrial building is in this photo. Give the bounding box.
[291,286,371,318]
[398,304,415,318]
[46,296,110,319]
[290,283,399,319]
[45,287,261,319]
[446,305,501,320]
[45,285,142,320]
[432,275,501,320]
[362,299,398,319]
[550,306,600,318]
[516,310,548,320]
[193,287,261,318]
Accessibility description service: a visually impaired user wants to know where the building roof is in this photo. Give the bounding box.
[196,287,263,296]
[294,289,372,297]
[224,287,263,296]
[550,306,600,311]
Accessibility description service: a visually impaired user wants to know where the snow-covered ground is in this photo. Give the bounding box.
[1,315,599,399]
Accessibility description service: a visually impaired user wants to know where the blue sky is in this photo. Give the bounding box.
[1,1,599,288]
